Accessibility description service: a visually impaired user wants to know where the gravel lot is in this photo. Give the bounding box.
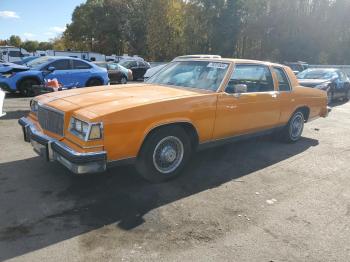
[0,93,350,262]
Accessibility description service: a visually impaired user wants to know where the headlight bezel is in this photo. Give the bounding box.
[69,117,103,141]
[30,99,39,115]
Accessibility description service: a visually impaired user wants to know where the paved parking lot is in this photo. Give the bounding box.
[1,93,350,262]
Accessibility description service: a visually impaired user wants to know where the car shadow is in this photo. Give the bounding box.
[0,136,319,260]
[3,92,23,99]
[329,99,348,108]
[1,110,29,120]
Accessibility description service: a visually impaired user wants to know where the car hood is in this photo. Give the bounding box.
[40,83,210,118]
[298,78,331,87]
[0,63,29,74]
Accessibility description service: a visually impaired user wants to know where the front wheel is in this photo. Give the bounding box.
[86,78,103,87]
[136,126,192,183]
[18,79,39,97]
[345,89,350,101]
[280,111,305,143]
[327,91,333,105]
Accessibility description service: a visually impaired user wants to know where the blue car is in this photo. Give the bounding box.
[0,56,109,96]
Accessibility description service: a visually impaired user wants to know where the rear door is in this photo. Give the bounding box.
[272,67,295,124]
[71,60,93,87]
[44,59,72,86]
[213,64,280,139]
[107,63,122,83]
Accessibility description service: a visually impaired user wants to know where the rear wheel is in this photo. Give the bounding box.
[136,126,192,183]
[18,79,39,97]
[120,76,127,84]
[280,111,305,143]
[86,78,103,87]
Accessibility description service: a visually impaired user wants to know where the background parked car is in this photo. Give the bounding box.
[285,61,309,74]
[119,60,150,80]
[0,56,109,96]
[94,62,132,84]
[297,68,350,103]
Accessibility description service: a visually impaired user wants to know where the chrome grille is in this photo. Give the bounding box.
[38,105,64,136]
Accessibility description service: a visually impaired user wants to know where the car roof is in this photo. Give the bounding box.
[42,56,91,61]
[173,57,288,68]
[304,68,338,72]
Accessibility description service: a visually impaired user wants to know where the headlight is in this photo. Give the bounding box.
[1,73,14,78]
[30,99,39,114]
[70,117,103,141]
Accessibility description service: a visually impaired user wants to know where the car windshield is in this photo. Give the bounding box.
[297,69,337,79]
[119,60,136,68]
[147,61,229,91]
[26,56,55,68]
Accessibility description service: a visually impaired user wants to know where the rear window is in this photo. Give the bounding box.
[273,67,291,91]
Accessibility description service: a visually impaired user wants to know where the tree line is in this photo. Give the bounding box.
[0,35,65,53]
[2,0,350,64]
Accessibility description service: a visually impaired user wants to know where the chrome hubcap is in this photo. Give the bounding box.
[153,136,184,174]
[290,114,303,140]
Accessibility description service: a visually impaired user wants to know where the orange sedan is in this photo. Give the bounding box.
[19,56,330,182]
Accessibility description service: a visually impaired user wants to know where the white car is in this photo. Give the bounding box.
[0,89,6,117]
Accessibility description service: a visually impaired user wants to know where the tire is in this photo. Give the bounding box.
[18,79,39,97]
[136,126,192,183]
[120,76,127,84]
[345,89,350,101]
[280,111,305,143]
[327,91,333,105]
[86,78,103,87]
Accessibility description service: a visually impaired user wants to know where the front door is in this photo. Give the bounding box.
[213,64,280,139]
[44,59,72,87]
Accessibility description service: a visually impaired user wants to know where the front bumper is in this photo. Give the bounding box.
[18,117,107,174]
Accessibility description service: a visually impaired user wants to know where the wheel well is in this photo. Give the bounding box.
[296,106,310,122]
[142,122,199,150]
[16,77,41,91]
[86,77,103,86]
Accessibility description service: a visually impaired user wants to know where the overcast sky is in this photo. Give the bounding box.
[0,0,85,42]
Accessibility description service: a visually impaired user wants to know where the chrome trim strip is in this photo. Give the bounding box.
[198,125,285,151]
[66,137,104,149]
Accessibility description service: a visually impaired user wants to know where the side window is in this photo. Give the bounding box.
[273,67,291,92]
[9,51,21,57]
[226,65,274,93]
[48,59,71,70]
[73,60,92,70]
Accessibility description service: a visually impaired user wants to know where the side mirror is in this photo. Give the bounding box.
[233,84,248,94]
[47,66,56,72]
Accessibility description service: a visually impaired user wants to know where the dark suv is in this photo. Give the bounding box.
[119,60,150,80]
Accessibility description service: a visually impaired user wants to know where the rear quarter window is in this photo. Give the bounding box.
[273,67,292,92]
